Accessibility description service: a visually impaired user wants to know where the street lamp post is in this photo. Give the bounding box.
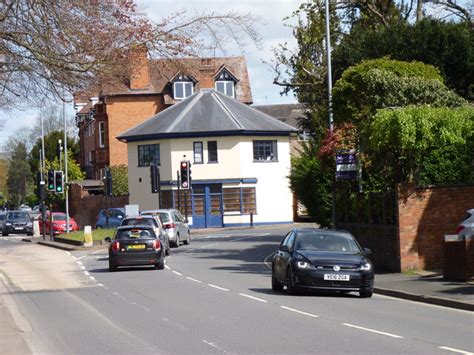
[325,0,337,229]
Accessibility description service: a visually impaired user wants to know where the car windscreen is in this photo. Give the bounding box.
[121,218,156,227]
[6,212,31,221]
[115,229,155,240]
[295,232,361,253]
[52,214,67,221]
[0,214,5,220]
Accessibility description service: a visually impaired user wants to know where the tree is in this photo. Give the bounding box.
[368,106,474,185]
[109,165,129,196]
[332,58,466,127]
[6,142,32,208]
[332,19,474,99]
[0,1,261,110]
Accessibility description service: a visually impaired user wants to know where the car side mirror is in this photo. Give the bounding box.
[104,237,111,243]
[279,245,289,252]
[364,248,372,255]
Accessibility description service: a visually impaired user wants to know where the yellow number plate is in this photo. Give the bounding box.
[127,244,145,250]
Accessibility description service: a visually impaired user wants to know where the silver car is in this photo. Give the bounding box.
[456,209,474,238]
[141,209,190,247]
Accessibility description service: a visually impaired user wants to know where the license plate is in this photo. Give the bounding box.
[324,274,350,281]
[14,227,24,230]
[127,244,145,251]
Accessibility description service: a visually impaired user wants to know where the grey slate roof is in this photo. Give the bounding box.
[117,90,298,142]
[253,103,305,129]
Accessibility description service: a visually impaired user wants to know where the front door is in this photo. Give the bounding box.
[192,184,223,228]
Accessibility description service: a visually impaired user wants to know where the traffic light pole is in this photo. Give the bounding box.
[177,170,180,211]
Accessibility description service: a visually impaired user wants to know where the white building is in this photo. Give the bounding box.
[117,90,298,228]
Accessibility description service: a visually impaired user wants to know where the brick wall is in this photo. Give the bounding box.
[397,184,474,271]
[68,183,129,228]
[105,95,167,167]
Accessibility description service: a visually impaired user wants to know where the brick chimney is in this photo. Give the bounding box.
[129,44,150,90]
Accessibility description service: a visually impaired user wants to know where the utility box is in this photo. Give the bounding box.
[125,204,139,217]
[444,234,474,281]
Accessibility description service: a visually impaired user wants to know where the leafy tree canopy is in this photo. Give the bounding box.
[109,165,129,197]
[332,58,466,126]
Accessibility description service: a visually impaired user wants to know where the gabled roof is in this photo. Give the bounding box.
[253,103,306,129]
[101,56,253,104]
[117,90,297,142]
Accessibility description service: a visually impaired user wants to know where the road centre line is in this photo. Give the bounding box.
[238,293,268,303]
[89,276,96,281]
[172,271,183,276]
[343,323,404,339]
[186,277,202,283]
[84,271,90,276]
[165,265,171,270]
[79,265,85,270]
[438,346,473,355]
[208,284,229,292]
[280,306,319,318]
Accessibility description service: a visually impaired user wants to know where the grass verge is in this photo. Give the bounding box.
[59,228,115,242]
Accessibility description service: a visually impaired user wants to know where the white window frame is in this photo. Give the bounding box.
[173,81,194,100]
[215,80,235,98]
[98,122,105,148]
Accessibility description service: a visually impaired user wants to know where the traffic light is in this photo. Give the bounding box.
[47,170,55,191]
[36,171,45,201]
[180,161,191,189]
[54,171,64,193]
[150,164,160,193]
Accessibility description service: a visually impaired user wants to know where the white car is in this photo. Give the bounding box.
[141,209,190,247]
[456,209,474,239]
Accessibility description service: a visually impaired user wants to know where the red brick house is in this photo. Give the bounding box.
[74,50,253,179]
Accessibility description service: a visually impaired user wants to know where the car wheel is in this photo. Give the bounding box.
[27,232,33,236]
[109,262,117,272]
[96,225,102,229]
[165,244,170,256]
[155,259,165,270]
[286,268,297,295]
[2,232,8,236]
[173,234,180,248]
[360,291,373,298]
[272,268,283,292]
[183,233,190,245]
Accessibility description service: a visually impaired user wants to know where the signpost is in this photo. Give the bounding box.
[336,153,358,181]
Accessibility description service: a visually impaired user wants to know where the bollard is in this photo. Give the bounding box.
[84,225,93,247]
[33,220,40,237]
[250,211,254,227]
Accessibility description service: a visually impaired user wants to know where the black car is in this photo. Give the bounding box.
[272,228,374,298]
[2,211,33,236]
[107,225,165,272]
[120,215,170,256]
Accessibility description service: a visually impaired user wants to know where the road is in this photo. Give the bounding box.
[0,228,473,354]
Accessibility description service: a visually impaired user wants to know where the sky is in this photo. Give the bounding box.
[0,0,302,148]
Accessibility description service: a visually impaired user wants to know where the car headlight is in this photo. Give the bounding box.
[27,222,32,227]
[297,261,314,269]
[359,263,372,271]
[5,222,11,226]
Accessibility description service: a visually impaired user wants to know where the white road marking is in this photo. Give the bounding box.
[280,306,319,318]
[439,346,473,355]
[76,255,87,260]
[77,261,83,266]
[89,276,96,281]
[202,339,226,353]
[258,233,270,236]
[172,271,183,276]
[165,265,171,270]
[65,251,71,256]
[186,277,202,283]
[208,284,229,292]
[84,271,90,276]
[79,265,85,270]
[343,323,404,339]
[97,283,104,287]
[239,293,268,303]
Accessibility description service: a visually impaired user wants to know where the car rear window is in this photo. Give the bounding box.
[158,213,171,223]
[122,218,156,227]
[52,214,67,221]
[115,229,155,240]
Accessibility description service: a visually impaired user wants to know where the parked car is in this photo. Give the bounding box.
[2,211,33,236]
[140,209,190,247]
[120,215,170,256]
[0,212,6,232]
[39,212,79,235]
[271,228,374,298]
[95,208,125,229]
[456,209,474,238]
[106,225,165,272]
[19,204,32,211]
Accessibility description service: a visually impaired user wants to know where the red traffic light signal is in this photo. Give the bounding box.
[180,161,191,189]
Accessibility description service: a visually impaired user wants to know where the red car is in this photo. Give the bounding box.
[39,212,79,235]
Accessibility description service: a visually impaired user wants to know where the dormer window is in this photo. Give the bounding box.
[215,68,237,98]
[172,73,194,100]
